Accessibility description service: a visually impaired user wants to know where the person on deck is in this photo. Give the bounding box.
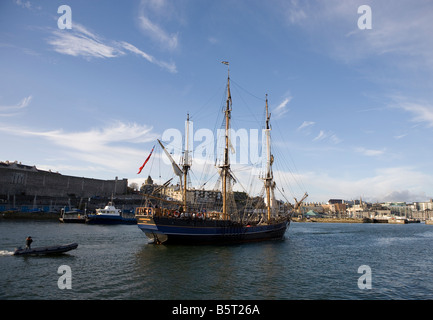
[25,236,33,249]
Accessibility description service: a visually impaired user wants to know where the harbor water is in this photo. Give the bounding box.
[1,220,433,300]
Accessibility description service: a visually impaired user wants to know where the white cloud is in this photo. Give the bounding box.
[313,130,326,141]
[392,98,433,128]
[311,129,341,144]
[0,122,158,174]
[329,134,342,144]
[284,0,307,24]
[394,133,408,140]
[48,23,124,59]
[208,37,218,45]
[138,16,178,50]
[262,161,433,203]
[120,41,177,73]
[381,190,429,203]
[47,23,177,72]
[297,121,315,131]
[300,167,433,203]
[137,0,179,50]
[354,147,385,157]
[0,95,32,116]
[280,0,433,70]
[273,96,292,119]
[360,2,433,69]
[14,0,36,10]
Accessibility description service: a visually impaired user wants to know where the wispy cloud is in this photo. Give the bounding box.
[0,95,32,117]
[48,23,124,59]
[120,41,177,73]
[298,121,341,144]
[301,166,433,202]
[0,122,158,173]
[392,98,433,128]
[138,15,178,50]
[359,2,433,69]
[313,130,326,142]
[354,147,385,157]
[279,0,433,70]
[273,96,292,119]
[47,23,177,72]
[137,0,179,51]
[329,134,342,144]
[14,0,31,9]
[208,37,219,45]
[14,0,40,10]
[312,130,341,144]
[394,133,408,140]
[297,121,315,131]
[284,0,308,24]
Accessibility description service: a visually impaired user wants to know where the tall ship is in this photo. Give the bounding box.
[135,62,307,244]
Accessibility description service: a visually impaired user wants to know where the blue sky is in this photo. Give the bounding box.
[1,0,433,203]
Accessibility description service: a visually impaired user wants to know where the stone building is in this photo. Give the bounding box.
[0,161,127,198]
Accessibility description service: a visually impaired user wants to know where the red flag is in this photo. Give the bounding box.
[137,145,155,174]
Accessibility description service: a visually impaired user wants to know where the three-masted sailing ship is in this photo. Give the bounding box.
[135,62,306,244]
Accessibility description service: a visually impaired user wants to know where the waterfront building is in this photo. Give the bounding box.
[140,176,222,207]
[0,160,127,199]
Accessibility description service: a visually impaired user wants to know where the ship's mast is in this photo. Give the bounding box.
[221,61,231,220]
[157,113,191,213]
[264,94,273,221]
[183,113,191,212]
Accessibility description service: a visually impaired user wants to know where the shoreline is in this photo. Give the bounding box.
[1,212,364,223]
[292,218,364,223]
[1,211,60,220]
[0,214,426,225]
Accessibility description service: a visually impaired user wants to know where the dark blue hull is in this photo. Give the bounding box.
[137,216,289,244]
[86,214,137,225]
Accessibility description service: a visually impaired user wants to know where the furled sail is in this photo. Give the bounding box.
[157,139,183,178]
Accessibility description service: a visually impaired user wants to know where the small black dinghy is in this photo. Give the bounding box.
[13,243,78,256]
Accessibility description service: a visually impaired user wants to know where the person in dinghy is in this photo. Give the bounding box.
[25,236,33,249]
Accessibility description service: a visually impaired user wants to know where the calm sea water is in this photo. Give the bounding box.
[1,220,433,300]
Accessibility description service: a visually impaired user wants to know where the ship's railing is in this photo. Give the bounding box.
[135,207,161,216]
[135,206,228,220]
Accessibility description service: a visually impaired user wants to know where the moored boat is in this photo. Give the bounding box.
[59,208,86,223]
[86,202,136,225]
[388,217,407,224]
